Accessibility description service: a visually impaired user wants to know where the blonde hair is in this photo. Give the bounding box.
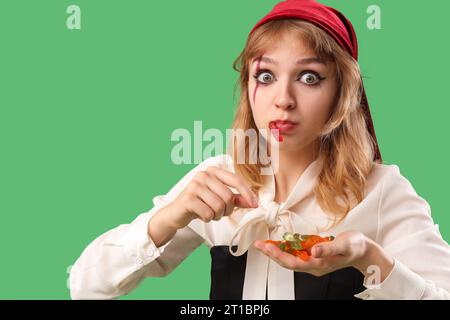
[230,19,381,223]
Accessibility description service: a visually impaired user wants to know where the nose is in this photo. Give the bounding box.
[274,80,296,110]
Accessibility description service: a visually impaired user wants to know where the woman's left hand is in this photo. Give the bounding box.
[254,230,391,277]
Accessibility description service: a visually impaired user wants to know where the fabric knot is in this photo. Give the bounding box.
[228,201,294,257]
[265,201,280,228]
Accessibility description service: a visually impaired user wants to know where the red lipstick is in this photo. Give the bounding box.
[269,120,299,142]
[269,122,283,142]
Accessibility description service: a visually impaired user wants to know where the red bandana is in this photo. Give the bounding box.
[249,0,382,162]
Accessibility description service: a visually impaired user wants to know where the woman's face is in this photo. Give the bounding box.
[248,32,338,151]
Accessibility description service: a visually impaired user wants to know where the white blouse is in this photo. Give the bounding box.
[69,154,450,300]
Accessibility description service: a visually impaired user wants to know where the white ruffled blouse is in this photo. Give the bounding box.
[69,154,450,300]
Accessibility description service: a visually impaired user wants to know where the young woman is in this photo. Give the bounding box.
[70,0,450,300]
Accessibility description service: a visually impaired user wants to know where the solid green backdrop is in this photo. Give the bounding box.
[0,0,449,299]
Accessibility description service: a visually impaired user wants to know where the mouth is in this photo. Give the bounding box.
[269,120,299,133]
[268,120,299,143]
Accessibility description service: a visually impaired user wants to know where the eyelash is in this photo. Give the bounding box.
[252,69,326,86]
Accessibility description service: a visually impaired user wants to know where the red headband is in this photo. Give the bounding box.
[249,0,382,162]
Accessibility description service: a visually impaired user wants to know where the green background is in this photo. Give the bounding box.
[0,0,449,299]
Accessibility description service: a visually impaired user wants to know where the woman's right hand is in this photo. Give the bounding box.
[170,166,260,229]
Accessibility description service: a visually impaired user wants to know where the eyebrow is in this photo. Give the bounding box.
[256,56,326,66]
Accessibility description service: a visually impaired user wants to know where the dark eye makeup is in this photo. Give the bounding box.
[252,69,326,86]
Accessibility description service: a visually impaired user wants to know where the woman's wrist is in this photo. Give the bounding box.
[147,204,183,248]
[354,237,395,285]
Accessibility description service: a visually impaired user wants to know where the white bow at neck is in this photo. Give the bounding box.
[229,158,323,257]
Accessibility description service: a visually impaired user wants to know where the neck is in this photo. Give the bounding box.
[272,141,319,204]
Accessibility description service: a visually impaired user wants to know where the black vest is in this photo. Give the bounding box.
[210,246,365,300]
